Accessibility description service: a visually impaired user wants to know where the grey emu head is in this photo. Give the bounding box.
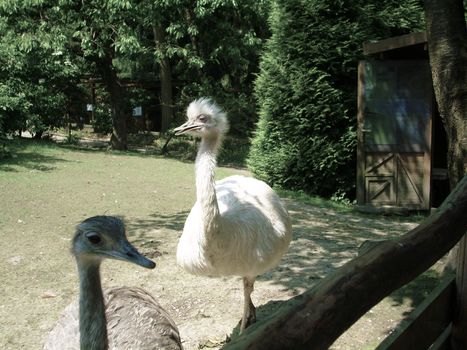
[72,216,155,269]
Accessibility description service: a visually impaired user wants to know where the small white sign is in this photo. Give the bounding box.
[132,106,142,117]
[86,104,93,112]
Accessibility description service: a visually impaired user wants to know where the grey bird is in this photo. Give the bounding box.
[43,216,182,350]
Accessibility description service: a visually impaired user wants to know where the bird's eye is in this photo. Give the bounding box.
[85,232,102,245]
[198,114,207,122]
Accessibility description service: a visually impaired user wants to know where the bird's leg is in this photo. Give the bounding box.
[240,276,256,333]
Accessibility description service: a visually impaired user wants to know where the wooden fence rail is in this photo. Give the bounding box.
[376,275,456,350]
[223,176,467,350]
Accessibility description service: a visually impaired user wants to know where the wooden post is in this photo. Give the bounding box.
[452,235,467,349]
[356,61,366,206]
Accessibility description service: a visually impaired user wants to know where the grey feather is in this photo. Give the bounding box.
[44,287,182,350]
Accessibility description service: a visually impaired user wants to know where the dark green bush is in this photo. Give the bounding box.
[0,140,11,159]
[91,107,113,134]
[248,0,424,198]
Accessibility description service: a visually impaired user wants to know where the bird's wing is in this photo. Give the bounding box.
[43,300,80,350]
[43,288,182,350]
[106,287,183,350]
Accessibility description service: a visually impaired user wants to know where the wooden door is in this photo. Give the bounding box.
[357,60,432,210]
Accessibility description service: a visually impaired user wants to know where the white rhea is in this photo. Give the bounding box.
[174,98,292,332]
[44,216,182,350]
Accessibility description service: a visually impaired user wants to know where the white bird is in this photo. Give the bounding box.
[44,216,182,350]
[174,98,292,332]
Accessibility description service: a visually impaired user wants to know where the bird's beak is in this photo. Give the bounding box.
[106,240,156,269]
[173,121,203,135]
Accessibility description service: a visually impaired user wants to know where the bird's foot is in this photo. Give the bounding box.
[239,304,256,334]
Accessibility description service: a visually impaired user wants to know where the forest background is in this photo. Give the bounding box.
[0,0,428,199]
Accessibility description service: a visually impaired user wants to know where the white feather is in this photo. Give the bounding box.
[177,175,291,277]
[175,99,292,331]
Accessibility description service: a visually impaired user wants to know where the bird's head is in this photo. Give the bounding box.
[174,98,229,139]
[72,216,155,269]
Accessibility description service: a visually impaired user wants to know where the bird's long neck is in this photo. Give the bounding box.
[77,260,108,350]
[195,135,222,238]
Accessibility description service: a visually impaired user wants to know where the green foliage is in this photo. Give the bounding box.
[64,132,80,145]
[0,138,12,159]
[0,0,270,150]
[161,134,250,167]
[248,0,424,198]
[217,137,251,167]
[129,0,270,137]
[91,107,113,134]
[176,80,259,137]
[0,2,81,136]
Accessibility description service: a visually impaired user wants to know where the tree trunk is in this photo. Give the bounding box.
[153,25,173,133]
[98,54,127,150]
[425,1,466,349]
[425,0,466,189]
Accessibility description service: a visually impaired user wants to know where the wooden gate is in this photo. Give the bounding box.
[357,60,433,210]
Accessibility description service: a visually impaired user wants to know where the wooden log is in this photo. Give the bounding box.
[223,176,467,350]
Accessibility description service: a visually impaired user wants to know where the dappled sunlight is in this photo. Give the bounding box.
[255,197,420,316]
[235,198,440,350]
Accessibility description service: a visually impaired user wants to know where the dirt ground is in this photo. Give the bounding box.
[2,204,427,350]
[0,143,442,350]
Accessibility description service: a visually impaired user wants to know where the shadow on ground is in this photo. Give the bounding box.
[258,200,419,294]
[0,151,72,172]
[126,211,190,234]
[123,211,190,259]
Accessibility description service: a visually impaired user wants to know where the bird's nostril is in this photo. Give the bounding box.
[126,251,135,258]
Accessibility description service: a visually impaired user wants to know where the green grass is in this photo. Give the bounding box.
[0,138,248,221]
[277,188,355,213]
[2,137,427,220]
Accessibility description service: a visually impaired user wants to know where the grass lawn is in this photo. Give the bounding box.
[0,138,445,350]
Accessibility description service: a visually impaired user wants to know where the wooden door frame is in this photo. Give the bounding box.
[356,60,433,210]
[356,61,366,206]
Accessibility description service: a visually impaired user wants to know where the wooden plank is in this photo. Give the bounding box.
[452,235,467,349]
[424,95,434,209]
[429,324,452,350]
[366,177,394,204]
[356,61,366,205]
[397,154,424,205]
[365,153,395,174]
[369,180,391,201]
[376,275,455,350]
[363,32,427,55]
[365,144,426,153]
[223,176,467,350]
